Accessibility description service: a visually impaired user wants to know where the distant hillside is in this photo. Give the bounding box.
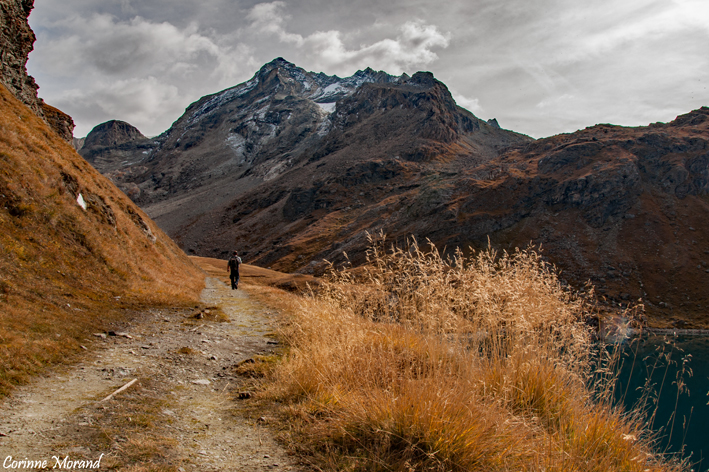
[451,111,709,326]
[0,83,204,394]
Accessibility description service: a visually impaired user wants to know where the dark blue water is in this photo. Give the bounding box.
[614,335,709,471]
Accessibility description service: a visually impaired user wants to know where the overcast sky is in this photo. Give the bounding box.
[27,0,709,139]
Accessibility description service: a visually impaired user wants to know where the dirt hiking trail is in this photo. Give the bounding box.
[0,277,303,471]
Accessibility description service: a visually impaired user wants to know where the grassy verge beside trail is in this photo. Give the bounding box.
[253,236,687,472]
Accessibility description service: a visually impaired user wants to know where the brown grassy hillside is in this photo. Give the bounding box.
[0,84,204,395]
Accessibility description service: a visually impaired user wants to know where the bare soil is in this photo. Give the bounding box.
[0,277,303,471]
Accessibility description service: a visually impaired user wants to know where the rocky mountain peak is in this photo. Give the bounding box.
[247,57,403,106]
[80,58,530,233]
[83,120,146,148]
[257,57,306,83]
[408,71,436,87]
[261,56,298,71]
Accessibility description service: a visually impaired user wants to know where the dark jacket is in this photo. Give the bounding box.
[228,256,241,273]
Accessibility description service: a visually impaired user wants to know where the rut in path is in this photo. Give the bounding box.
[0,277,301,471]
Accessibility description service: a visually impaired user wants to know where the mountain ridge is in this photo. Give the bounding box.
[80,59,709,327]
[79,57,528,253]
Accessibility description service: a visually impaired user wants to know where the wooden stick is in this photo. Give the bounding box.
[99,378,138,402]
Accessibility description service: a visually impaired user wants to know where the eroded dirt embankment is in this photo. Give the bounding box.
[0,277,301,471]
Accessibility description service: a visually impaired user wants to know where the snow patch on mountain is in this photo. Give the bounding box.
[225,133,246,162]
[316,102,336,114]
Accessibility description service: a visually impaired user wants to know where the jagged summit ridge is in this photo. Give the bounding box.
[183,57,403,128]
[80,57,520,204]
[107,58,485,191]
[83,58,487,183]
[148,58,408,164]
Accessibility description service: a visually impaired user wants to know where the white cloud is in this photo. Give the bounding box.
[451,92,483,114]
[34,14,240,80]
[246,1,305,45]
[30,13,255,136]
[54,77,182,136]
[245,2,450,75]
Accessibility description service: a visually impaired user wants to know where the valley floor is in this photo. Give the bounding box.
[0,276,302,471]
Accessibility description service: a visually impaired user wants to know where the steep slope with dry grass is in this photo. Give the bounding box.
[0,84,204,395]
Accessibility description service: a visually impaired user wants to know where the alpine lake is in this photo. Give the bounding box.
[613,333,709,471]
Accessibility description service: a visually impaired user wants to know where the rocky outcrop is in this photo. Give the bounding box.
[0,0,41,115]
[41,103,75,142]
[0,0,75,141]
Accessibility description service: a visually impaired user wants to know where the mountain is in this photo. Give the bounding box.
[82,58,527,207]
[79,58,529,255]
[81,59,709,327]
[78,120,157,183]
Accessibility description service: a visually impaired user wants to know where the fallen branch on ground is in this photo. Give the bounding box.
[99,378,138,402]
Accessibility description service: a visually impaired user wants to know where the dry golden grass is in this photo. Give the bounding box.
[262,234,686,471]
[0,85,204,396]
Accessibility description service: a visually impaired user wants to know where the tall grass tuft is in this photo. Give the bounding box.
[269,234,686,471]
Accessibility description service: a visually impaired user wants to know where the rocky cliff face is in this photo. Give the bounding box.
[0,0,40,115]
[432,109,709,326]
[0,0,74,141]
[41,103,75,142]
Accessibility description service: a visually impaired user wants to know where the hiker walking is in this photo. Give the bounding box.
[228,250,242,290]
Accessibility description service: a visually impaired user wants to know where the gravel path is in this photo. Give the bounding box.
[0,278,300,471]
